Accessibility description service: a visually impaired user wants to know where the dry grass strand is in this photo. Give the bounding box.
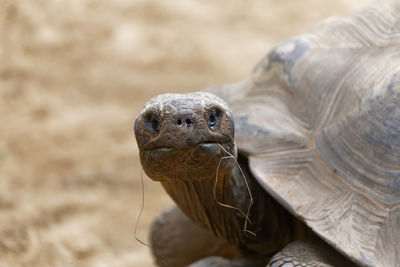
[214,144,256,236]
[134,169,151,248]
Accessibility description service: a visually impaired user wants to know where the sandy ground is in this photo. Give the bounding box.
[0,1,371,266]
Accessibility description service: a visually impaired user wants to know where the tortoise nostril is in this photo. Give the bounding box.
[177,117,192,127]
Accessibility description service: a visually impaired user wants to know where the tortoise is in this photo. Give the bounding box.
[134,1,400,266]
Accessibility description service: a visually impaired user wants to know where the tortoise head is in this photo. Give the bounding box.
[134,92,237,181]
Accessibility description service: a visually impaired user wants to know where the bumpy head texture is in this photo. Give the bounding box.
[135,92,236,181]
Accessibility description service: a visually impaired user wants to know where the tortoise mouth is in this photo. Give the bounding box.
[150,147,175,153]
[197,141,222,151]
[148,141,221,153]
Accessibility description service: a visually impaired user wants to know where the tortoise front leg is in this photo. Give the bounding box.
[150,206,239,267]
[268,238,358,267]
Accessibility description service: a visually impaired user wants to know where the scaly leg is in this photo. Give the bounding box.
[150,206,239,267]
[267,238,358,267]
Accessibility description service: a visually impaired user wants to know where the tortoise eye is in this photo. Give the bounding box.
[208,108,221,130]
[144,113,160,134]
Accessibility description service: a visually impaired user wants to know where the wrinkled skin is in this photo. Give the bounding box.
[134,92,356,267]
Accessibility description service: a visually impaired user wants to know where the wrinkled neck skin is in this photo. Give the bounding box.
[159,154,308,256]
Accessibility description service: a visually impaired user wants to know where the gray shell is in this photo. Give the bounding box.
[208,1,400,266]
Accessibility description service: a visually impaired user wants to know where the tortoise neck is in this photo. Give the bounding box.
[161,169,244,246]
[160,159,309,255]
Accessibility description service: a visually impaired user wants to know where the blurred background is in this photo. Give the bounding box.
[0,0,370,266]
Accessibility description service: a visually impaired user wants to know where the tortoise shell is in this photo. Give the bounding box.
[208,1,400,266]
